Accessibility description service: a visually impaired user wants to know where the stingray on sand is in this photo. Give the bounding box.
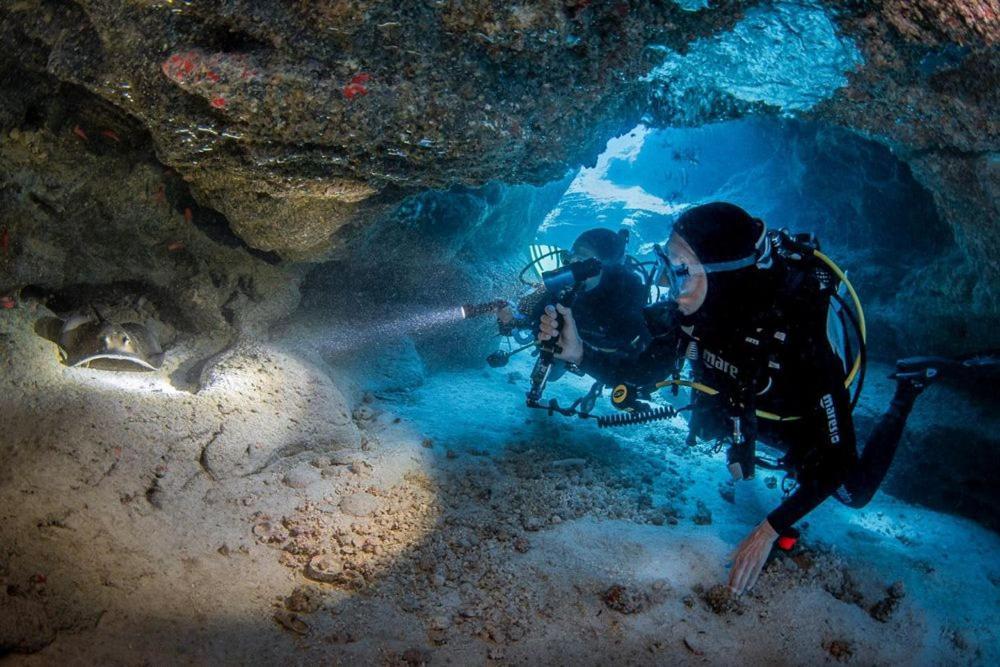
[55,307,164,371]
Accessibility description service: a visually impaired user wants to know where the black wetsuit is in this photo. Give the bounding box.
[516,264,649,386]
[581,258,919,533]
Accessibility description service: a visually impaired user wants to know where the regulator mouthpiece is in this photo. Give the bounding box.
[461,299,507,319]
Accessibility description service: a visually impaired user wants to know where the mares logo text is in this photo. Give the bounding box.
[821,393,840,444]
[702,349,739,379]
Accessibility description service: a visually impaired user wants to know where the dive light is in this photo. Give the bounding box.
[461,299,507,320]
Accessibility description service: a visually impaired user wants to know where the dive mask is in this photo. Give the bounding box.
[651,242,762,299]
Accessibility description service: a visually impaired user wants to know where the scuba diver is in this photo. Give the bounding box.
[538,202,995,595]
[494,228,650,395]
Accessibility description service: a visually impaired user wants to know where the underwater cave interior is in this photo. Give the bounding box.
[1,0,998,664]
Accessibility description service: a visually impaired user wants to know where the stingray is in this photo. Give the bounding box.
[57,307,164,371]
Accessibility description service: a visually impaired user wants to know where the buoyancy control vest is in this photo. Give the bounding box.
[653,229,865,425]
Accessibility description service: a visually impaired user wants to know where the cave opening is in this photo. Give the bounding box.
[534,117,957,361]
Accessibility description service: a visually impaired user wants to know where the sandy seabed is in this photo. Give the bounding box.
[1,305,997,665]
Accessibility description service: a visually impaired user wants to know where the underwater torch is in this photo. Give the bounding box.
[460,299,508,320]
[526,258,602,406]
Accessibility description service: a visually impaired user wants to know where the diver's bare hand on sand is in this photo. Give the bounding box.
[728,519,778,595]
[538,304,583,365]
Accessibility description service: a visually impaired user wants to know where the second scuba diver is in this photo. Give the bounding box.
[498,228,649,399]
[538,202,975,595]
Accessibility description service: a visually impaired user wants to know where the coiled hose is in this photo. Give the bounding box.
[597,406,677,428]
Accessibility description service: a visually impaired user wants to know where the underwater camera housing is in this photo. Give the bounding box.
[526,258,602,406]
[480,258,604,372]
[540,257,602,296]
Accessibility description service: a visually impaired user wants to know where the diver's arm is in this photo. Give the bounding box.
[730,370,856,595]
[766,382,856,532]
[578,297,682,387]
[579,330,680,388]
[766,467,843,533]
[539,300,680,386]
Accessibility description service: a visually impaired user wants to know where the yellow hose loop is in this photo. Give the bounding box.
[654,378,717,395]
[812,249,867,388]
[653,379,801,422]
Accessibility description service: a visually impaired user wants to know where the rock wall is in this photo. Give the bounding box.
[0,0,750,259]
[818,1,998,309]
[0,72,299,337]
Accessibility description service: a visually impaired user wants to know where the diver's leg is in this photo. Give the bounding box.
[840,378,925,508]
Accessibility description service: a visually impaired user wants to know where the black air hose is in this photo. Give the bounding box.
[597,406,677,428]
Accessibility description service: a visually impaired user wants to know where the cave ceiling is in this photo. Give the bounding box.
[0,0,996,293]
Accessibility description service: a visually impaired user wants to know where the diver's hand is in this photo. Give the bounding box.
[497,305,514,325]
[728,519,778,595]
[538,304,583,365]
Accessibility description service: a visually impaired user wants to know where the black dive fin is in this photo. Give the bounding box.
[891,350,1000,382]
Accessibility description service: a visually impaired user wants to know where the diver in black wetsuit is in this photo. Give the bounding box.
[499,228,649,389]
[538,202,956,595]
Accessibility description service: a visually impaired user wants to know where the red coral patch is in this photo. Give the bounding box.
[162,52,198,83]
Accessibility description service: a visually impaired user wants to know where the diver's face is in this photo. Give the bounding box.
[662,233,707,315]
[569,245,603,291]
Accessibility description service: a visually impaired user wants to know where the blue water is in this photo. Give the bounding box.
[536,119,942,263]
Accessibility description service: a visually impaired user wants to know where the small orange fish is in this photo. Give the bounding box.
[210,96,227,108]
[183,207,193,223]
[73,125,88,141]
[100,129,121,142]
[0,296,15,309]
[166,241,185,252]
